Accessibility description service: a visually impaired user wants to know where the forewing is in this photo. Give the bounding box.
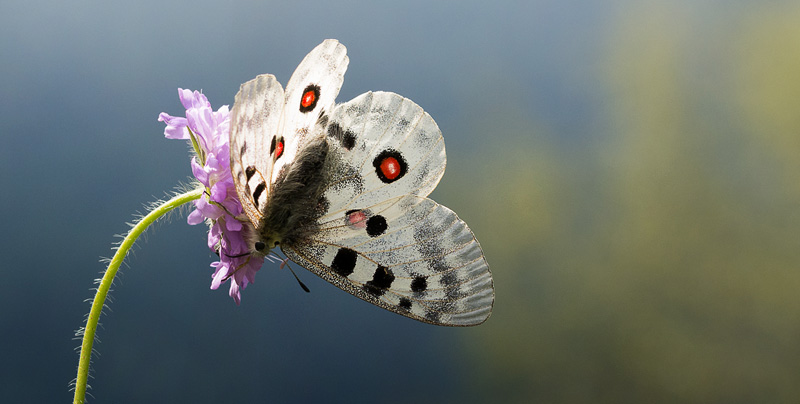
[272,39,349,184]
[229,74,285,223]
[320,91,446,221]
[283,195,493,326]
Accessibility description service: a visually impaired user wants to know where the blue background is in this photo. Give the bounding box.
[3,0,800,402]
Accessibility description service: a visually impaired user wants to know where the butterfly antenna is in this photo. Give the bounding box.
[272,252,310,293]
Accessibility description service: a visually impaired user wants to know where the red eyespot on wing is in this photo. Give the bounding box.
[345,209,368,229]
[372,149,407,183]
[299,84,320,112]
[301,91,315,108]
[275,140,284,159]
[380,157,401,180]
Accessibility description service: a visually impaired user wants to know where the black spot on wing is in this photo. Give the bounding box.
[341,131,356,150]
[327,122,342,139]
[411,276,427,293]
[364,265,395,297]
[327,122,356,150]
[252,182,266,209]
[366,215,387,237]
[270,135,276,155]
[331,248,357,277]
[399,298,412,310]
[245,166,256,181]
[317,110,329,127]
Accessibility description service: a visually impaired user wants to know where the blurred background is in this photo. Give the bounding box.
[2,0,799,402]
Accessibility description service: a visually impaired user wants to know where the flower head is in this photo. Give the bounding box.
[159,89,263,304]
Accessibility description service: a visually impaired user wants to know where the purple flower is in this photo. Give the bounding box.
[159,89,264,304]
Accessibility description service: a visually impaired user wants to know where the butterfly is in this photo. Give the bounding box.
[229,39,493,326]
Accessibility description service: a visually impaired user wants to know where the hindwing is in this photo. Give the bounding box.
[283,195,492,326]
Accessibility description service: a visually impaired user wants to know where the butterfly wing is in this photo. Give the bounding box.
[271,39,349,185]
[230,39,348,225]
[231,43,492,326]
[283,92,493,326]
[322,91,447,216]
[229,74,285,223]
[283,194,493,326]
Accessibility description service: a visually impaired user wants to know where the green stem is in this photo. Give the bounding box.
[73,187,204,404]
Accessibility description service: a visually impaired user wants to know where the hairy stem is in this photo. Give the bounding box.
[73,187,203,404]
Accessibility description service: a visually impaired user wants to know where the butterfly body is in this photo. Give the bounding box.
[252,132,329,250]
[230,40,493,326]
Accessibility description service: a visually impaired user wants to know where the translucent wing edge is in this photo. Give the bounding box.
[283,197,493,326]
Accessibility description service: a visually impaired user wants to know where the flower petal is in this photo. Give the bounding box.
[158,113,189,139]
[210,262,228,290]
[209,181,228,204]
[187,209,205,225]
[190,157,209,185]
[179,88,210,110]
[161,87,261,304]
[225,216,243,232]
[228,281,241,305]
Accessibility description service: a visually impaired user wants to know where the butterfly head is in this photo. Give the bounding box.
[239,218,282,256]
[252,234,280,255]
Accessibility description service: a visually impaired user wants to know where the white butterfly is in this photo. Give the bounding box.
[229,39,493,326]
